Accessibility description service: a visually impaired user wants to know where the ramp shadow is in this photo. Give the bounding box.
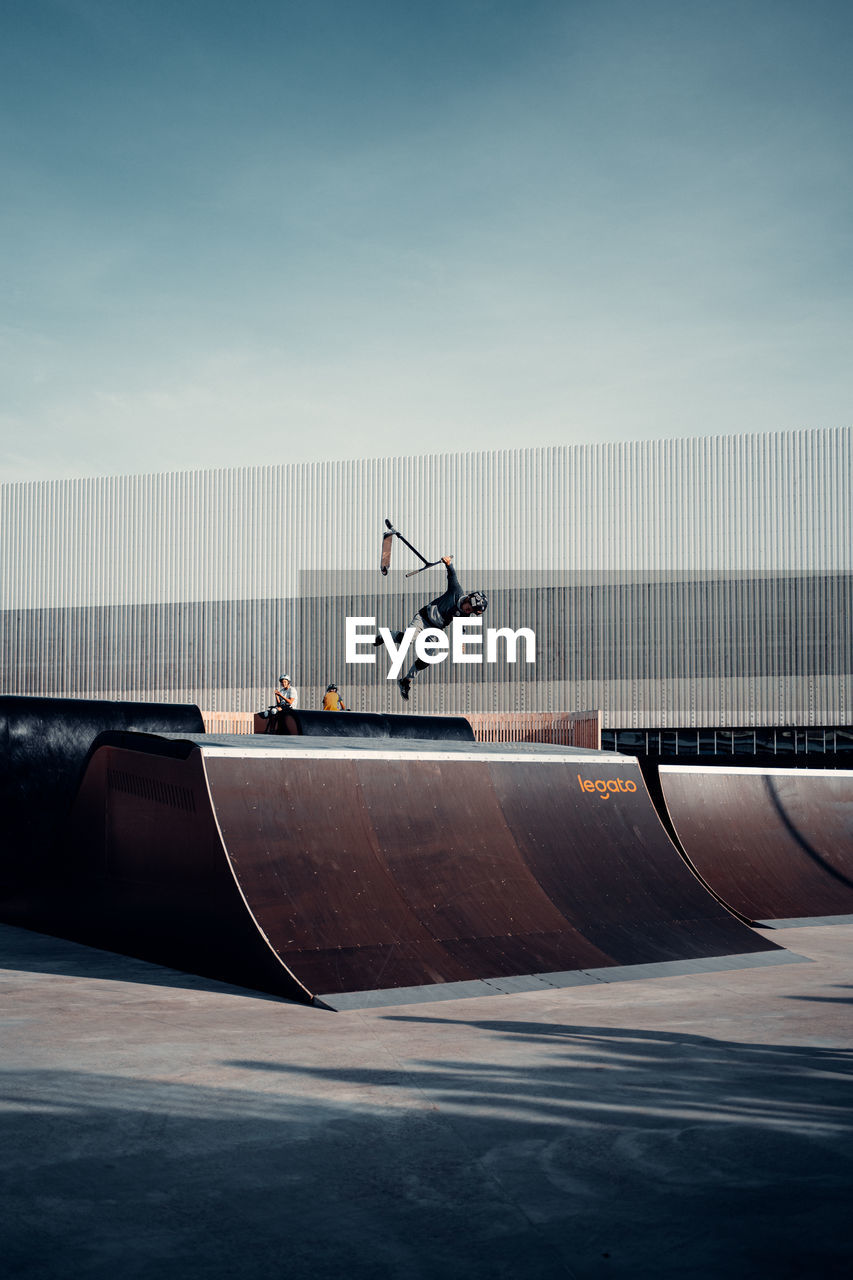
[764,776,853,891]
[0,923,284,1002]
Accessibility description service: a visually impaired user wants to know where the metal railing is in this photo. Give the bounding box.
[602,725,853,761]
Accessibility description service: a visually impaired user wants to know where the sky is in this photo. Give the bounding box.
[1,0,851,483]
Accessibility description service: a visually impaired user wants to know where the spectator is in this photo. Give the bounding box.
[274,674,298,711]
[322,683,347,711]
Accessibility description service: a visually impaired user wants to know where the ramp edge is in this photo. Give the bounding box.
[758,913,853,929]
[319,949,811,1010]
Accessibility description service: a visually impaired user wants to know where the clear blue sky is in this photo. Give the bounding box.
[1,0,851,482]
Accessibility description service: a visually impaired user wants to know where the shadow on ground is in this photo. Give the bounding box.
[3,1009,853,1280]
[0,923,282,1001]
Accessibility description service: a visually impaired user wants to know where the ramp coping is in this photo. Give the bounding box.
[660,764,853,779]
[163,732,625,765]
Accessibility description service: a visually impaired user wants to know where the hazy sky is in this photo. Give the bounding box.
[2,0,851,483]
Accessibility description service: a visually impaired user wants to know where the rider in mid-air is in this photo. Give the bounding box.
[377,556,488,700]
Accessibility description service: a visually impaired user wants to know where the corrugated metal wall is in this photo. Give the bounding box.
[1,428,850,726]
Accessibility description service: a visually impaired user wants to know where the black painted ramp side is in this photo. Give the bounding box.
[267,708,475,741]
[0,695,205,893]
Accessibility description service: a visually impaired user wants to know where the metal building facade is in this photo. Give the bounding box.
[1,427,850,726]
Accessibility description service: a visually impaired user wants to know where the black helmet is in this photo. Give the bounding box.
[464,591,488,615]
[326,684,337,692]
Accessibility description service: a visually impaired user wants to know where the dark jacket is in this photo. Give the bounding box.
[419,564,466,629]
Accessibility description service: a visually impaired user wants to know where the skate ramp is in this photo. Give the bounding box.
[45,734,783,1006]
[264,708,475,741]
[659,765,853,923]
[0,695,205,891]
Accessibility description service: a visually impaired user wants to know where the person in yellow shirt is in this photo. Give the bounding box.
[322,683,347,711]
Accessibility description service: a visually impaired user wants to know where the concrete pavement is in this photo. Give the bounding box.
[2,921,852,1279]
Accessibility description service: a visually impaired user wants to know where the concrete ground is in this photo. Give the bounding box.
[2,922,852,1280]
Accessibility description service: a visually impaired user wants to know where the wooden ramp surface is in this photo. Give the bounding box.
[56,735,781,1004]
[659,765,853,923]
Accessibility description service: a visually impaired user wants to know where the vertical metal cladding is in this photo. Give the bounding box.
[0,427,850,725]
